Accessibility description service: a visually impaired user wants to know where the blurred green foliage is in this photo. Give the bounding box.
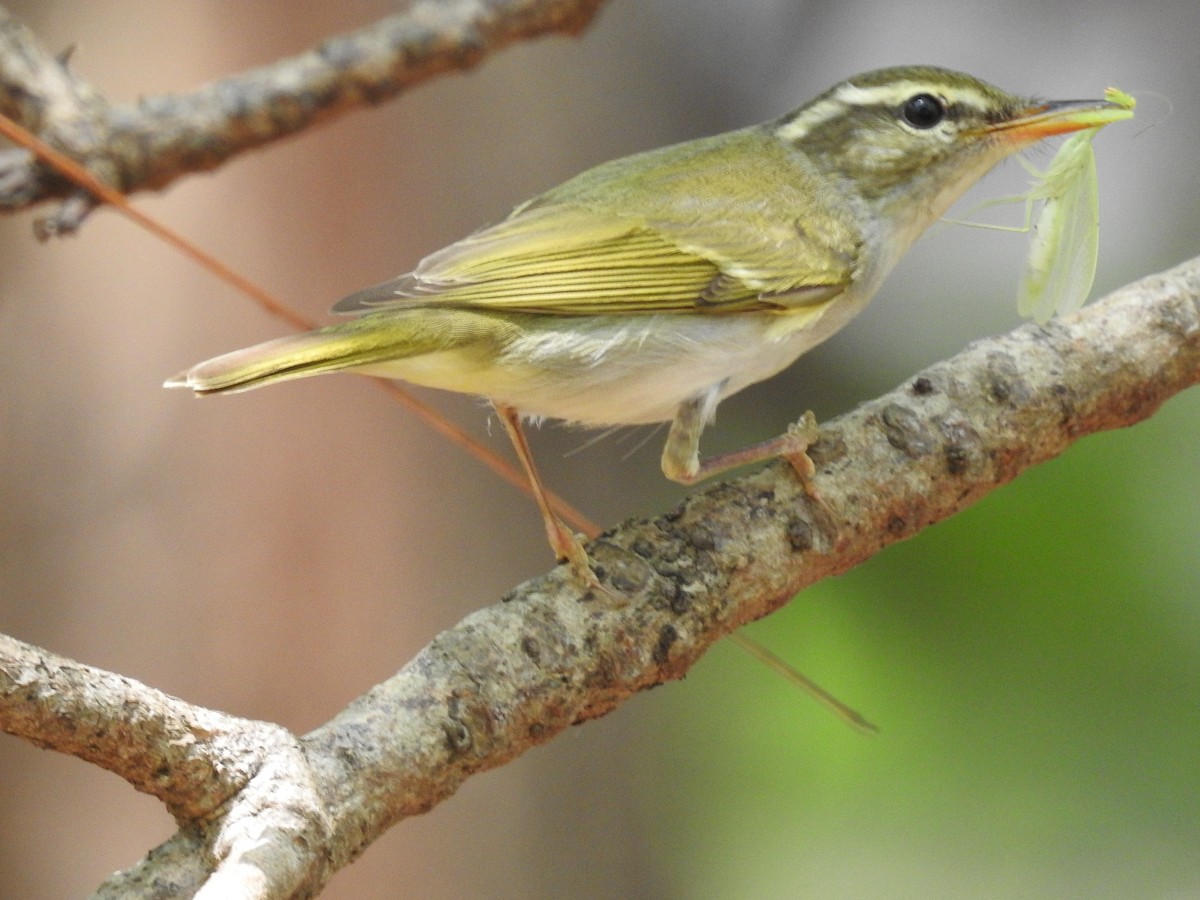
[646,389,1200,897]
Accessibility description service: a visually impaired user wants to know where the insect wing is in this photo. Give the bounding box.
[1017,133,1101,324]
[1045,143,1100,320]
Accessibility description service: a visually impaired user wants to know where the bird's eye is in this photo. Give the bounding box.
[901,93,946,129]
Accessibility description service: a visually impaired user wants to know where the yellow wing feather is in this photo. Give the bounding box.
[334,127,861,318]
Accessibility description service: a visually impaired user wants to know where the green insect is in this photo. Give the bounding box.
[1103,86,1137,111]
[1014,87,1135,323]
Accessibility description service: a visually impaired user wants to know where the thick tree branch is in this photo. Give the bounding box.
[0,634,301,822]
[2,259,1197,897]
[0,0,610,232]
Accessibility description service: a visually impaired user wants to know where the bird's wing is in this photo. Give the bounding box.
[333,128,861,317]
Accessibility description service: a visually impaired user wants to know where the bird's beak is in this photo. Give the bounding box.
[986,97,1134,144]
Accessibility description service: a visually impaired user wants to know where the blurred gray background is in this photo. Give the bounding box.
[1,1,1198,897]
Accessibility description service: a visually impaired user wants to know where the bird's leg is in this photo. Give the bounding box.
[494,403,599,588]
[661,391,822,497]
[662,394,866,727]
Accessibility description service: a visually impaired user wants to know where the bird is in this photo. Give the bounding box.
[167,65,1126,582]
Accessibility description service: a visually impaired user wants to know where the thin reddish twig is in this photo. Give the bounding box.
[0,110,599,536]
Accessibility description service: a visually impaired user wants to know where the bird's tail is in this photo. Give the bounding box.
[164,310,494,395]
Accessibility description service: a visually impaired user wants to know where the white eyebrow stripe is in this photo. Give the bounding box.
[836,81,994,109]
[775,97,849,141]
[776,80,997,142]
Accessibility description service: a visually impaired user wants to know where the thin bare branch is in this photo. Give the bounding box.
[0,0,610,230]
[2,259,1192,898]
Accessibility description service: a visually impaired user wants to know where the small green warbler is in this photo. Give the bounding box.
[168,66,1129,578]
